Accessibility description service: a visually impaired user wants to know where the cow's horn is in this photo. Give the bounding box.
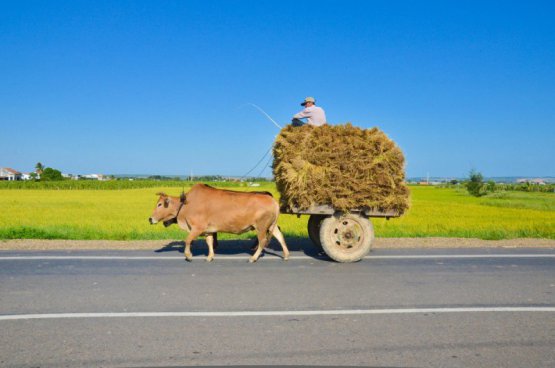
[180,191,186,204]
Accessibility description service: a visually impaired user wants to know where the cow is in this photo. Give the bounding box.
[148,184,289,263]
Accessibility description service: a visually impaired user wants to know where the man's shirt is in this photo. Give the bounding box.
[293,106,327,126]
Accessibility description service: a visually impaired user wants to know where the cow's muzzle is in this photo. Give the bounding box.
[148,217,157,225]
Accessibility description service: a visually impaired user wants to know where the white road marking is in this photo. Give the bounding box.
[1,307,554,321]
[0,254,554,261]
[369,254,555,259]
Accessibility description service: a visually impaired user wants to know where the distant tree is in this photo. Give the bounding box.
[450,179,459,185]
[40,167,64,181]
[466,170,487,197]
[486,180,497,192]
[29,172,38,180]
[35,162,44,174]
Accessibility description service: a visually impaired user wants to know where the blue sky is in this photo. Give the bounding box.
[1,1,554,178]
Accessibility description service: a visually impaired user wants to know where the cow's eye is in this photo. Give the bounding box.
[157,203,162,207]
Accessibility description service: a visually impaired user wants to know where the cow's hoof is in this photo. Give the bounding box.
[185,256,192,262]
[248,257,257,263]
[206,257,214,262]
[283,256,289,261]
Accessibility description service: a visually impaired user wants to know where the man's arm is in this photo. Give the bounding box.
[293,108,312,119]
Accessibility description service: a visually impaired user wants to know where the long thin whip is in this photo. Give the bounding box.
[239,103,282,130]
[236,102,282,179]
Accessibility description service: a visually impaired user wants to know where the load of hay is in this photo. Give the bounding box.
[272,123,410,214]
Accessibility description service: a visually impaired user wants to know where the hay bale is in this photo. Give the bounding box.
[272,123,410,214]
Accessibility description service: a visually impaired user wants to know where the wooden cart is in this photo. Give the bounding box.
[281,205,400,263]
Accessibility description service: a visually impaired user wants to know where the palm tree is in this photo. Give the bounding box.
[35,162,44,174]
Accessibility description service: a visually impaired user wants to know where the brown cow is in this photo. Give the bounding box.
[148,184,289,263]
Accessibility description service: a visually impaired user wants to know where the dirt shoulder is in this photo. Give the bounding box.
[1,238,554,251]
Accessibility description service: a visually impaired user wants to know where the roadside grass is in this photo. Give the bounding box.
[0,185,553,240]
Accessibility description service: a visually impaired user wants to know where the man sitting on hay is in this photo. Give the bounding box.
[291,96,327,127]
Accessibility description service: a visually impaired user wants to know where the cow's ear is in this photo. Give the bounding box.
[164,197,170,208]
[156,192,167,197]
[180,191,186,204]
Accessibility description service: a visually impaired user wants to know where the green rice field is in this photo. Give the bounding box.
[0,183,553,240]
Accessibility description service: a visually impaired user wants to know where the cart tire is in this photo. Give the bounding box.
[307,215,326,248]
[319,213,374,263]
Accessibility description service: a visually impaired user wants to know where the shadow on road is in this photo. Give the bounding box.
[154,237,328,260]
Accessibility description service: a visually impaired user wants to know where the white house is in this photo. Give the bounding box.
[0,167,22,181]
[83,174,100,180]
[517,178,546,185]
[82,174,109,181]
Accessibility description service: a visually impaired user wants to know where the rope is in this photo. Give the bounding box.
[239,146,272,180]
[255,152,274,179]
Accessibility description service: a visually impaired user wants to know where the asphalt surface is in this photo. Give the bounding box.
[1,243,554,368]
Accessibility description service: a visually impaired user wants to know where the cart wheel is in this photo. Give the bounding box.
[319,213,374,263]
[307,215,326,248]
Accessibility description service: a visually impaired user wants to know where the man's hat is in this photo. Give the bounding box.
[301,96,316,106]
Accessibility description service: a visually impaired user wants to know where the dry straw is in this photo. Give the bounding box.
[272,123,410,214]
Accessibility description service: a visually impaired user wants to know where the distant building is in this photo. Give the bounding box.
[82,174,109,181]
[517,178,546,185]
[0,167,22,181]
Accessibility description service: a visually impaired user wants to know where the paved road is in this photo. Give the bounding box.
[1,243,554,367]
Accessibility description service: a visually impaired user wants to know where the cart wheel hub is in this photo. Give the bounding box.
[333,219,363,250]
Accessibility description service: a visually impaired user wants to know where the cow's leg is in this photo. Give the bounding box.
[250,237,259,252]
[205,234,215,262]
[184,229,202,262]
[272,226,289,261]
[249,229,270,263]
